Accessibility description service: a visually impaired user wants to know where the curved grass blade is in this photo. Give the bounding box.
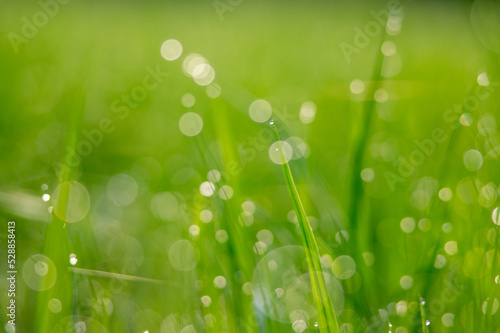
[272,124,340,333]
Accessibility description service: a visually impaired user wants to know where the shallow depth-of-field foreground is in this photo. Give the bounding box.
[1,0,500,332]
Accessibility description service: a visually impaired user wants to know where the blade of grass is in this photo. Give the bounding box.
[419,296,430,333]
[272,124,340,333]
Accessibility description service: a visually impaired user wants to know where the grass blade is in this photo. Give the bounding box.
[272,124,340,333]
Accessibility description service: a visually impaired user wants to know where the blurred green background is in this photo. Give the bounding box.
[1,0,500,332]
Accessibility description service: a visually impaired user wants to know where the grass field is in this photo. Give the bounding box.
[1,0,500,332]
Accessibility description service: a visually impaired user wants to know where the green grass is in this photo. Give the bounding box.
[1,1,500,332]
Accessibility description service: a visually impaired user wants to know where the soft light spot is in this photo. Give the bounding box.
[181,93,195,108]
[242,200,256,214]
[463,149,483,171]
[361,168,375,182]
[444,241,458,255]
[219,185,233,200]
[199,209,213,223]
[249,99,272,123]
[189,225,200,238]
[199,181,215,197]
[463,248,487,278]
[179,112,203,137]
[477,114,496,136]
[52,181,90,223]
[299,101,316,124]
[257,229,274,245]
[396,301,408,316]
[482,298,499,315]
[335,230,349,244]
[381,41,397,56]
[410,190,431,210]
[350,79,365,94]
[386,15,402,35]
[340,323,354,333]
[362,252,375,267]
[434,254,447,269]
[107,174,138,207]
[459,113,473,126]
[239,211,254,226]
[479,183,497,207]
[477,72,490,86]
[286,136,309,160]
[23,254,57,291]
[75,321,86,332]
[269,141,293,165]
[206,83,221,98]
[48,298,62,313]
[253,241,267,255]
[331,255,356,279]
[160,39,182,61]
[438,187,452,201]
[242,282,253,295]
[201,295,211,307]
[418,218,432,232]
[292,319,307,333]
[183,54,207,77]
[207,169,221,183]
[493,207,500,225]
[274,287,284,299]
[442,313,454,327]
[374,89,389,103]
[42,194,50,202]
[151,192,179,221]
[168,239,199,271]
[400,275,413,289]
[215,230,228,243]
[442,223,452,233]
[213,276,227,289]
[400,217,415,233]
[193,64,215,86]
